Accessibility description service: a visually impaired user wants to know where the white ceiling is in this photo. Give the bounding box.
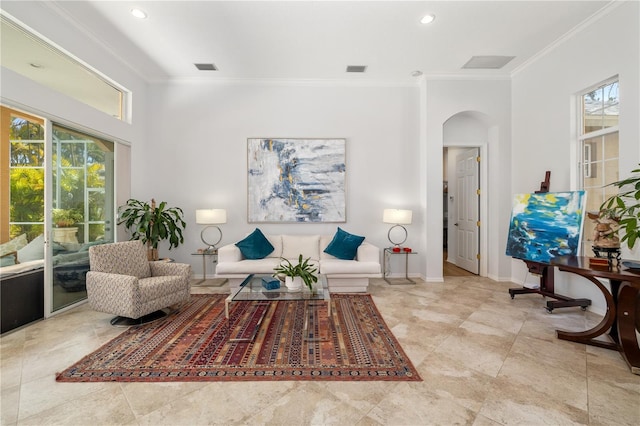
[46,0,614,83]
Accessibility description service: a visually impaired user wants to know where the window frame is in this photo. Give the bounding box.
[577,76,619,254]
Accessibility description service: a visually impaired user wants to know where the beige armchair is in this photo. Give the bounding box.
[86,240,191,326]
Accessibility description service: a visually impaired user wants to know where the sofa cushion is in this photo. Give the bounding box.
[265,235,283,258]
[235,228,274,259]
[282,235,320,261]
[323,227,365,260]
[216,258,281,274]
[320,259,381,275]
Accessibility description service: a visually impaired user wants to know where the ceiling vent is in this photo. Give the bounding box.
[462,56,515,69]
[346,65,367,73]
[194,63,218,71]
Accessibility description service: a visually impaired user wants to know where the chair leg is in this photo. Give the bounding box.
[109,309,169,327]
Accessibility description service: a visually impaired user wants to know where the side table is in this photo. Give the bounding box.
[191,250,223,286]
[383,248,417,284]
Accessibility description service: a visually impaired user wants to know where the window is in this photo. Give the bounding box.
[7,113,45,242]
[579,78,619,253]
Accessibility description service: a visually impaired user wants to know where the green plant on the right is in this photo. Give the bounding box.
[117,198,186,260]
[600,164,640,249]
[273,254,318,291]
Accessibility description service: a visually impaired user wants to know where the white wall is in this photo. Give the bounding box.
[140,82,421,277]
[511,0,640,314]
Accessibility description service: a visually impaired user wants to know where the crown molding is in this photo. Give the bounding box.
[511,0,624,77]
[151,77,420,88]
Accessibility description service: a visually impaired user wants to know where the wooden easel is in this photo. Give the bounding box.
[508,171,591,313]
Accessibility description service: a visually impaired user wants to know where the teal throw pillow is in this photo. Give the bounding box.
[324,227,365,260]
[235,228,274,260]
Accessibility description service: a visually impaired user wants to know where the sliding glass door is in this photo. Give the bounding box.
[51,125,115,311]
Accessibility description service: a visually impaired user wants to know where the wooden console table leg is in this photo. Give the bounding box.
[555,274,619,351]
[617,283,640,374]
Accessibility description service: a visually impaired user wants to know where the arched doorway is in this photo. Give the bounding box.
[442,111,492,276]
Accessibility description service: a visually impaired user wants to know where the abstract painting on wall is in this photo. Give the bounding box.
[506,191,587,263]
[247,138,346,223]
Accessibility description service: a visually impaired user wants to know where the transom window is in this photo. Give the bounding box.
[1,14,126,120]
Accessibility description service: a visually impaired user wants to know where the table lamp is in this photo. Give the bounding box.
[383,209,412,247]
[196,209,227,252]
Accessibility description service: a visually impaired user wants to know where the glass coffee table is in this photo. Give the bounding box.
[225,274,330,342]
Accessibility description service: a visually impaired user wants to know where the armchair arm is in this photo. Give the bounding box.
[218,244,243,262]
[86,271,139,301]
[150,261,191,279]
[356,242,380,263]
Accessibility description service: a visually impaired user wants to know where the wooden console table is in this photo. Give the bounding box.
[550,255,640,375]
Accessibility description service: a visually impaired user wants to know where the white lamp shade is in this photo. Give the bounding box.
[383,209,412,225]
[196,209,227,224]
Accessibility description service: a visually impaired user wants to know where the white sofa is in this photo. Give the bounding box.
[216,234,381,292]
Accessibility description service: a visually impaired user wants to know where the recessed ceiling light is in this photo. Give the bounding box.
[131,8,148,19]
[420,14,435,24]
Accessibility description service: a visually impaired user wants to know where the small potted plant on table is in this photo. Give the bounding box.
[273,254,318,291]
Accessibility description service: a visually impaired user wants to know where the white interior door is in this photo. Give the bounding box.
[454,148,479,274]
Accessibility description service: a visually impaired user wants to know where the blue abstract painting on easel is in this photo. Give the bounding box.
[506,191,586,263]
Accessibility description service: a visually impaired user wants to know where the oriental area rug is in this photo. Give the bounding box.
[56,294,421,382]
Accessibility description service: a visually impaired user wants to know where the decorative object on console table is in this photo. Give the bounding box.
[117,198,186,261]
[247,138,346,223]
[506,175,591,312]
[587,210,621,269]
[383,209,412,248]
[195,208,227,251]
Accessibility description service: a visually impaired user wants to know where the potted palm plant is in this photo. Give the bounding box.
[117,198,186,260]
[273,254,318,291]
[600,164,640,250]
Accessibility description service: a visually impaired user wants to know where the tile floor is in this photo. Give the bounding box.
[1,276,639,425]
